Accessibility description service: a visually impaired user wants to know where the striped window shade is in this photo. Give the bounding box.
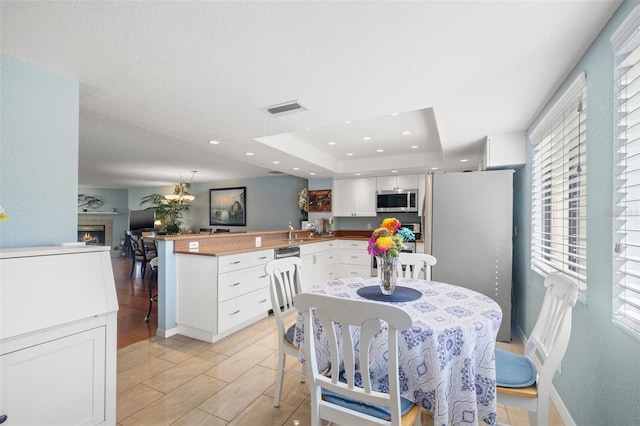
[612,6,640,337]
[530,73,587,297]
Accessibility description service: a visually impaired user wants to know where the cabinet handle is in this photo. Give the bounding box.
[229,310,240,316]
[230,260,241,265]
[0,415,7,424]
[258,298,267,303]
[229,282,241,287]
[259,274,268,278]
[313,255,317,264]
[258,256,267,260]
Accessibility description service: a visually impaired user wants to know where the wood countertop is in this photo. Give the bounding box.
[168,229,420,257]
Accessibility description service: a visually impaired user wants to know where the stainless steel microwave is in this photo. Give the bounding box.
[376,189,418,212]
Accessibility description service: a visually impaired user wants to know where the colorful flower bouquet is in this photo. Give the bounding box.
[367,218,415,294]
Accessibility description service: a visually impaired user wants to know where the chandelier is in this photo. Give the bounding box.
[164,171,196,203]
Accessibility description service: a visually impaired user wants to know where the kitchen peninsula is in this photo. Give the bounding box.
[153,229,376,343]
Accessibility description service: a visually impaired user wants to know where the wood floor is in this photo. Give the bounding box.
[113,256,564,425]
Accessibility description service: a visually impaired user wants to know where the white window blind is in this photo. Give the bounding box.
[612,6,640,337]
[531,74,587,295]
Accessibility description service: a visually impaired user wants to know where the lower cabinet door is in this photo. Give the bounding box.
[1,327,107,426]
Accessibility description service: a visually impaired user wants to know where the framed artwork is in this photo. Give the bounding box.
[210,187,247,226]
[308,189,332,212]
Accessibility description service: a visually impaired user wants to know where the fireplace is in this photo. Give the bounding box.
[78,225,106,245]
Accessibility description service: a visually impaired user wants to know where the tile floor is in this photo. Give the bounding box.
[117,315,564,426]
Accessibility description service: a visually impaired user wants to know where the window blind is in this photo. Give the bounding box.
[531,73,587,295]
[612,6,640,336]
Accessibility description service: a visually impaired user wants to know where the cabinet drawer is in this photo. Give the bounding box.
[218,287,270,333]
[218,266,270,302]
[339,249,370,266]
[339,264,371,278]
[218,253,248,273]
[338,240,368,250]
[248,249,273,266]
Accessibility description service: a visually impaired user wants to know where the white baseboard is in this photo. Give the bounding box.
[513,324,575,426]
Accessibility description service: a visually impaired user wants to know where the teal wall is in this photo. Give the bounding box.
[513,1,640,424]
[0,54,79,248]
[127,175,308,233]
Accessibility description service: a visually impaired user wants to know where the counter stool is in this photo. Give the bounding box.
[145,257,158,322]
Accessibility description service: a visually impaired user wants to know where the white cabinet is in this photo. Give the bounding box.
[482,133,525,169]
[177,249,273,342]
[0,246,118,426]
[338,240,371,278]
[300,241,337,290]
[333,178,377,217]
[376,174,419,191]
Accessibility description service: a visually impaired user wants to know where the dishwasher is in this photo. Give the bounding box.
[269,246,301,314]
[274,246,301,259]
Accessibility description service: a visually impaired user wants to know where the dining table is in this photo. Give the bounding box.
[294,276,503,426]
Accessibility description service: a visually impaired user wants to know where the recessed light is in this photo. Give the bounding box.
[344,120,352,124]
[391,170,398,173]
[272,161,280,164]
[391,112,399,116]
[460,159,469,162]
[377,149,384,153]
[245,152,254,156]
[209,140,220,145]
[355,173,362,176]
[304,128,311,131]
[402,131,411,136]
[363,136,372,141]
[309,172,316,176]
[293,167,300,170]
[431,167,439,170]
[411,145,419,149]
[347,153,354,156]
[328,141,336,145]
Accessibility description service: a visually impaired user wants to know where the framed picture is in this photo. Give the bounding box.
[210,187,246,226]
[308,189,332,212]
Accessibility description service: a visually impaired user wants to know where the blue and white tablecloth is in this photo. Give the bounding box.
[294,277,502,426]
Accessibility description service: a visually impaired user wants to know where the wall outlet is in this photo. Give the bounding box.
[189,241,199,250]
[367,223,372,230]
[255,237,262,247]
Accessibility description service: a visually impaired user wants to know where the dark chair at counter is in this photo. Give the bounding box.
[125,230,150,279]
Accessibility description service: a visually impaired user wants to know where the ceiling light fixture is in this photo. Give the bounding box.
[363,136,372,141]
[460,159,469,162]
[344,120,352,124]
[164,171,196,203]
[391,170,398,173]
[245,152,254,156]
[328,141,336,145]
[272,161,280,164]
[309,172,316,176]
[411,145,419,149]
[431,167,439,170]
[293,167,300,170]
[377,149,384,153]
[402,131,411,136]
[209,140,220,145]
[347,153,354,156]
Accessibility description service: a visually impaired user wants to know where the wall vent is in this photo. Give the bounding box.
[262,100,309,116]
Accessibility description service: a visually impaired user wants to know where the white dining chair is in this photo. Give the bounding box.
[496,272,579,426]
[397,253,437,280]
[264,257,306,407]
[294,292,422,426]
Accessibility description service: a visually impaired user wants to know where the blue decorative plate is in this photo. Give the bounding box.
[356,285,422,302]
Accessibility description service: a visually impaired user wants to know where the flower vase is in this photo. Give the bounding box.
[376,255,399,295]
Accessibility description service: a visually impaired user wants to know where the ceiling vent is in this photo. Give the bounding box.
[262,100,309,116]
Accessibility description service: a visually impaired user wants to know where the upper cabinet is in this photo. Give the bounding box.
[333,178,377,217]
[376,174,419,191]
[481,133,525,169]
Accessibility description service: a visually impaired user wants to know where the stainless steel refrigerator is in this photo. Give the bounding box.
[423,170,513,341]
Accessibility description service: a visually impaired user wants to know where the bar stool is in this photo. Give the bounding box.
[145,257,158,322]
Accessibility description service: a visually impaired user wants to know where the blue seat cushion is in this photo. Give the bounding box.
[321,373,415,420]
[495,348,537,388]
[285,324,296,345]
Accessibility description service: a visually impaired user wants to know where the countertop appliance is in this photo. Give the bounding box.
[376,189,418,213]
[423,170,513,341]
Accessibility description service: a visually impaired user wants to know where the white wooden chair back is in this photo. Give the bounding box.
[497,272,578,425]
[264,257,305,406]
[397,253,437,280]
[294,293,415,426]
